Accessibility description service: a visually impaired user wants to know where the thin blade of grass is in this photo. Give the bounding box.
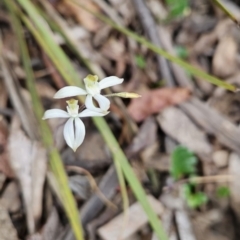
[11,0,168,239]
[212,0,240,26]
[4,1,84,240]
[71,0,237,92]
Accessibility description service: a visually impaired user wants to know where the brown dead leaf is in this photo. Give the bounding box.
[101,38,126,61]
[28,208,62,240]
[35,81,57,99]
[0,201,19,240]
[0,117,14,178]
[98,195,164,240]
[8,124,47,234]
[126,116,157,156]
[127,88,190,122]
[212,36,238,78]
[101,37,127,76]
[1,181,21,213]
[157,106,212,156]
[59,0,102,32]
[107,0,134,24]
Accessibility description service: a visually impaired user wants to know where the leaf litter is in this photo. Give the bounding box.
[8,118,47,234]
[1,0,240,239]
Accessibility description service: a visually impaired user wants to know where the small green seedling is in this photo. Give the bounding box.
[171,146,207,208]
[216,186,230,198]
[134,54,146,69]
[171,146,197,180]
[183,184,208,208]
[166,0,190,20]
[175,46,189,59]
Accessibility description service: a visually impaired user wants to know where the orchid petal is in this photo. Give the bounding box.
[85,95,104,113]
[99,76,124,90]
[78,108,108,117]
[73,118,85,151]
[42,109,69,119]
[94,94,110,111]
[54,86,87,99]
[63,118,75,150]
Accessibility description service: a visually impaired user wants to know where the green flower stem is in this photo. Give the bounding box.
[93,118,168,240]
[212,0,239,26]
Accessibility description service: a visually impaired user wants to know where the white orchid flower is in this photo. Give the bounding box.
[42,99,108,152]
[54,75,124,113]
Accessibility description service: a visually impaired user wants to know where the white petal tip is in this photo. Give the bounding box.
[53,92,61,99]
[102,110,110,115]
[53,93,63,99]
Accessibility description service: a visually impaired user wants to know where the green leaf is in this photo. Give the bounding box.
[183,184,208,208]
[216,186,230,198]
[175,46,189,59]
[166,0,189,19]
[135,54,146,69]
[187,192,208,208]
[171,146,197,180]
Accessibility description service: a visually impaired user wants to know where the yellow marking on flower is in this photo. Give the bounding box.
[86,74,98,82]
[67,99,78,108]
[66,99,79,116]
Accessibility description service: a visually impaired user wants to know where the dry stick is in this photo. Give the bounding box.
[132,0,175,87]
[65,165,117,210]
[165,175,234,191]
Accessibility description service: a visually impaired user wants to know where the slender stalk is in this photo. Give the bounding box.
[212,0,240,26]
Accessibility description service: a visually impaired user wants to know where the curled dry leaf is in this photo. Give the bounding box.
[8,127,47,234]
[127,88,190,122]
